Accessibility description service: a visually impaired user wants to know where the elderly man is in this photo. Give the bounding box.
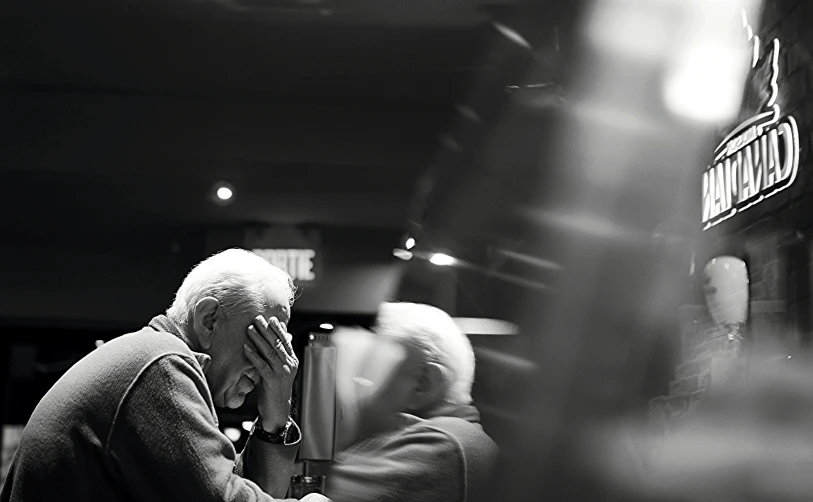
[326,302,498,502]
[1,249,324,501]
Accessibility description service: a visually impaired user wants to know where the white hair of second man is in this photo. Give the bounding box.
[375,302,475,405]
[167,248,296,326]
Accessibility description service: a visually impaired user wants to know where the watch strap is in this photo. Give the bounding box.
[251,417,292,444]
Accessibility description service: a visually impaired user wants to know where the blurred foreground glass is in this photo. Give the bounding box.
[586,0,758,124]
[495,0,767,499]
[592,350,813,500]
[662,0,759,123]
[332,327,408,450]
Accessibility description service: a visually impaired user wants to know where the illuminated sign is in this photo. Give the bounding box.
[701,25,801,231]
[253,248,317,282]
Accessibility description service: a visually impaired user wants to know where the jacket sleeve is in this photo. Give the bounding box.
[326,427,464,502]
[105,354,298,502]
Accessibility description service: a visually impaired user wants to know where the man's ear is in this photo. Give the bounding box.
[409,362,449,412]
[192,297,221,350]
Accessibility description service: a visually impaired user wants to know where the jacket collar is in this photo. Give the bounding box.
[147,315,212,373]
[403,403,483,426]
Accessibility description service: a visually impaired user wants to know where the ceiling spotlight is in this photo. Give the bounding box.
[405,237,416,250]
[393,249,413,261]
[223,427,242,442]
[429,253,456,266]
[320,323,334,330]
[241,421,254,432]
[216,186,233,201]
[212,181,235,206]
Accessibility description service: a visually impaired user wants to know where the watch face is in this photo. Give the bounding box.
[281,420,294,441]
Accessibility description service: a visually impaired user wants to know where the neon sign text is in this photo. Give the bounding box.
[702,36,800,231]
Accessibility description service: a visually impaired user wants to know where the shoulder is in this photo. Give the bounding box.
[418,416,499,502]
[415,416,496,454]
[341,421,462,469]
[98,328,205,405]
[330,423,464,502]
[114,327,193,355]
[115,330,207,396]
[387,420,467,469]
[99,328,196,371]
[106,341,216,449]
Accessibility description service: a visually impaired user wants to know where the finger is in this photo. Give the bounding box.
[268,317,295,358]
[280,321,294,347]
[243,343,277,378]
[262,318,291,363]
[247,324,284,372]
[247,321,275,360]
[252,316,288,360]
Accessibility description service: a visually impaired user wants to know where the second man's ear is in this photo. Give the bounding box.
[409,362,449,412]
[192,297,221,350]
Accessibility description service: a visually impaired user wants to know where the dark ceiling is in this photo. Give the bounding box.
[0,0,557,239]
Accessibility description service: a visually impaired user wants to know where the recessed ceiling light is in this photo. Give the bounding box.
[320,323,334,330]
[429,253,456,266]
[405,237,416,250]
[212,181,235,206]
[216,186,233,201]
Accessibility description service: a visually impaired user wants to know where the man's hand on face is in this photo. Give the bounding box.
[244,315,299,432]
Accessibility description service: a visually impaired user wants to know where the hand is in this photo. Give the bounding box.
[300,494,331,502]
[244,315,299,431]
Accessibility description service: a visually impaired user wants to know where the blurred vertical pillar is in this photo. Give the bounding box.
[299,334,337,461]
[504,0,757,498]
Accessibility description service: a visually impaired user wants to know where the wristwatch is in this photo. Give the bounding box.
[251,417,292,444]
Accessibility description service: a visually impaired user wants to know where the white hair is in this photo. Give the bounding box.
[167,248,295,326]
[375,302,475,405]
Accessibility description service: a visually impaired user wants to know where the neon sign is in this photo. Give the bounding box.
[253,248,317,282]
[701,16,801,231]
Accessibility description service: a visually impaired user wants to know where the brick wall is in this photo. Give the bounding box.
[649,306,743,431]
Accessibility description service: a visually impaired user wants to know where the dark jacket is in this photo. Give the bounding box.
[1,315,300,501]
[326,405,498,502]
